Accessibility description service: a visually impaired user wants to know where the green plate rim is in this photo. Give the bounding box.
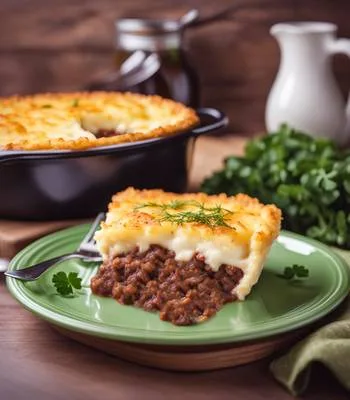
[6,225,350,346]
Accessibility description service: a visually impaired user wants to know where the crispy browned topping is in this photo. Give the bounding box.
[0,92,199,151]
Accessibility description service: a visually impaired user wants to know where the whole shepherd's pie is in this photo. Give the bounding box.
[0,92,198,150]
[91,188,282,325]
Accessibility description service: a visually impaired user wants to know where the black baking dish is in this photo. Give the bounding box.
[0,108,228,221]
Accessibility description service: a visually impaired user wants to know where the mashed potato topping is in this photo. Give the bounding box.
[0,92,198,151]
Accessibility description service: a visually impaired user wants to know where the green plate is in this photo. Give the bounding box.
[6,225,350,346]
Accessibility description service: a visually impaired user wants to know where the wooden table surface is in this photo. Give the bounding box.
[1,136,348,400]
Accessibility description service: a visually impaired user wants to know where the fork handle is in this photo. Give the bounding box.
[5,253,85,281]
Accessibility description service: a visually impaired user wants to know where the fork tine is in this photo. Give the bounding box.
[77,212,105,251]
[5,213,105,282]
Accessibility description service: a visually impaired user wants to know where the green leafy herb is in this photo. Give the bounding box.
[135,199,197,211]
[136,200,234,229]
[52,271,82,296]
[42,104,52,108]
[276,264,309,280]
[201,124,350,249]
[72,99,80,107]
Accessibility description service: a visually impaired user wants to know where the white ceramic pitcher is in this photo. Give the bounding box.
[266,22,350,144]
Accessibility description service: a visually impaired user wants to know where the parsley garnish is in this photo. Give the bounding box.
[276,264,309,280]
[42,104,52,108]
[72,99,80,107]
[52,271,82,296]
[136,200,234,229]
[201,124,350,249]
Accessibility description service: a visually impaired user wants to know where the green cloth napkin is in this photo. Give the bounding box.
[270,249,350,395]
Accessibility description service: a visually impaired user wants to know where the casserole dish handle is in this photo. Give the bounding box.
[192,108,228,137]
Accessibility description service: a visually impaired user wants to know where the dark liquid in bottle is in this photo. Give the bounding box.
[112,48,199,108]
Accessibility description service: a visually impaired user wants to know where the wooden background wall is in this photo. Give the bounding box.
[0,0,349,134]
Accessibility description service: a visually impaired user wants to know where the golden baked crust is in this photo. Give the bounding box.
[0,92,199,151]
[95,188,282,300]
[102,188,281,242]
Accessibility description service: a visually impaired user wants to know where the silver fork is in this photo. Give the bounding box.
[5,213,104,281]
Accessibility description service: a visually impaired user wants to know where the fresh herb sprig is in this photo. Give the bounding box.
[72,99,80,107]
[276,264,309,280]
[201,124,350,249]
[136,200,234,229]
[135,199,199,211]
[52,271,82,296]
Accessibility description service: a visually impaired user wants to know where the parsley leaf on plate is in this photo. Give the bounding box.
[276,264,310,280]
[52,271,82,296]
[68,272,82,289]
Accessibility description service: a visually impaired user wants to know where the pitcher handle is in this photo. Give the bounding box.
[329,38,350,57]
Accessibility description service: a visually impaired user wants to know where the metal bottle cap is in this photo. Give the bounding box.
[115,18,182,51]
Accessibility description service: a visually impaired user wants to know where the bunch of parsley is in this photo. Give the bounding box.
[201,124,350,248]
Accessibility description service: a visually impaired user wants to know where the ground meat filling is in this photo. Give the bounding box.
[91,245,244,326]
[95,129,125,138]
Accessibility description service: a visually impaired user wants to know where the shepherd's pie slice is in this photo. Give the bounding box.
[92,188,282,325]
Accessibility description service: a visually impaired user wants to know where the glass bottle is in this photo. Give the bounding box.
[108,18,200,108]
